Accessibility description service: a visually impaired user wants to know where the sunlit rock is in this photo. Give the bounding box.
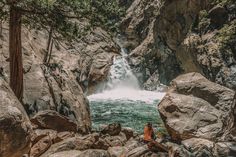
[158,72,236,141]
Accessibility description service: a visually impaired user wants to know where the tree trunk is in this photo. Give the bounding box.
[44,27,53,63]
[47,39,54,64]
[0,20,2,37]
[9,6,23,101]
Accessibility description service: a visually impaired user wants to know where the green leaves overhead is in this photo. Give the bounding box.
[0,1,8,21]
[90,0,125,31]
[1,0,124,40]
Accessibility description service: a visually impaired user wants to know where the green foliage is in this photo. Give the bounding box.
[217,20,236,48]
[90,0,125,32]
[211,0,235,6]
[198,10,211,33]
[199,10,208,19]
[0,1,8,21]
[1,0,125,40]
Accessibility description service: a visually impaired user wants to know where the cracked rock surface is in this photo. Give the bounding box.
[158,72,236,141]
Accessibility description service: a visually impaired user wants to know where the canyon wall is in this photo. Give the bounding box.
[121,0,236,91]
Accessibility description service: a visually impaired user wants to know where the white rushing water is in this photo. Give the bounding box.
[88,88,165,105]
[87,39,166,132]
[88,47,165,103]
[106,47,140,90]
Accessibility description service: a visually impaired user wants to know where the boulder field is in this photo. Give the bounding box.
[1,72,236,157]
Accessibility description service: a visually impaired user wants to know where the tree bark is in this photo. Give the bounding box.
[47,38,54,64]
[9,6,23,101]
[44,27,53,63]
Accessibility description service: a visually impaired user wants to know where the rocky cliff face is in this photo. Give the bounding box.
[178,0,236,90]
[121,0,178,88]
[121,0,236,91]
[0,24,119,132]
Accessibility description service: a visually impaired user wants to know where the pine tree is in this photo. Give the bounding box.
[0,0,124,101]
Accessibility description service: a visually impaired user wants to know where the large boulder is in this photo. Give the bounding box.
[158,72,236,141]
[30,129,74,157]
[0,78,32,157]
[101,123,122,136]
[31,110,78,132]
[40,133,110,157]
[41,65,91,134]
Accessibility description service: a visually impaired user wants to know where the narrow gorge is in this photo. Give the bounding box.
[0,0,236,157]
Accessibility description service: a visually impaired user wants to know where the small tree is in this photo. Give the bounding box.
[0,0,124,101]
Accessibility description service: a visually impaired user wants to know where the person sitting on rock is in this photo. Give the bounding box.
[143,122,155,143]
[143,123,168,152]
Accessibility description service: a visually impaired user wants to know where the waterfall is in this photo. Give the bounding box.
[106,47,140,90]
[87,38,166,132]
[88,41,165,104]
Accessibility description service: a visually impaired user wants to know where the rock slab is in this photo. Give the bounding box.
[0,78,32,157]
[158,72,236,141]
